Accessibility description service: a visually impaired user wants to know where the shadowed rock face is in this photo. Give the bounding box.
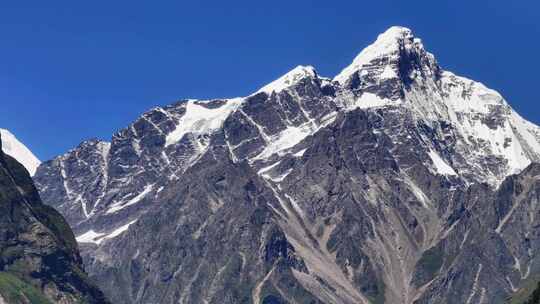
[0,134,108,303]
[34,27,540,304]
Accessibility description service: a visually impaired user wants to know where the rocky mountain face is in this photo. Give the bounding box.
[34,26,540,304]
[0,133,108,303]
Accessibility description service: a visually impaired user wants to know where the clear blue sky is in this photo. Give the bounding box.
[2,1,539,160]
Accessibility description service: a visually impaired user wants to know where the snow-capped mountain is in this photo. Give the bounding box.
[334,26,540,185]
[34,26,540,304]
[0,128,40,175]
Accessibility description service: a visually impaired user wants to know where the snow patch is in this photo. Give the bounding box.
[257,161,281,176]
[76,219,138,245]
[253,112,337,160]
[294,148,307,157]
[165,98,243,147]
[254,124,313,160]
[0,129,40,175]
[428,150,457,176]
[352,92,399,109]
[379,65,397,79]
[107,219,138,239]
[75,230,105,244]
[258,161,293,183]
[271,168,293,182]
[106,184,154,214]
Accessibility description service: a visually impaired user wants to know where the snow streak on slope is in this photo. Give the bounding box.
[76,219,138,245]
[0,129,40,175]
[428,150,457,176]
[253,112,337,160]
[106,184,154,214]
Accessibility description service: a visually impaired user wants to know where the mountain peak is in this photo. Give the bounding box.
[334,26,433,85]
[257,65,317,94]
[0,129,40,175]
[377,25,413,40]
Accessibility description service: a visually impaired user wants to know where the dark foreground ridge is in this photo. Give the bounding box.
[0,133,108,303]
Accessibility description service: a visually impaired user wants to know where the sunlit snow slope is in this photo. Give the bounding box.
[0,128,40,175]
